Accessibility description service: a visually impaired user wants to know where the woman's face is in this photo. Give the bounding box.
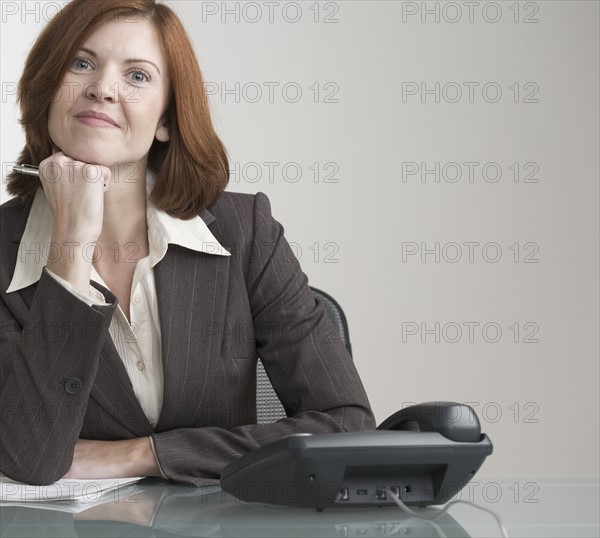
[48,18,171,170]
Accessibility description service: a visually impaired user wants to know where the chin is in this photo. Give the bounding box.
[51,137,148,170]
[76,155,114,168]
[55,145,117,168]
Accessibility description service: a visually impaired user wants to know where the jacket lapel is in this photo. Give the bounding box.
[154,209,230,431]
[89,333,155,437]
[1,197,34,324]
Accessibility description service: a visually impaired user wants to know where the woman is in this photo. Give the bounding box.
[0,0,375,486]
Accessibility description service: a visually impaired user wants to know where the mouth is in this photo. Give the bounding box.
[75,111,120,128]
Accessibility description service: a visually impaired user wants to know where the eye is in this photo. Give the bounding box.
[72,57,93,71]
[128,69,151,84]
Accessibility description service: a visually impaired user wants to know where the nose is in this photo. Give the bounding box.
[83,69,120,104]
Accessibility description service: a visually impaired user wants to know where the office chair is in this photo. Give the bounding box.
[256,286,352,424]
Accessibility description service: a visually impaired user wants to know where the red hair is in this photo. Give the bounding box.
[6,0,229,219]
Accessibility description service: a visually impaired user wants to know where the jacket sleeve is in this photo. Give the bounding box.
[0,268,117,484]
[151,192,376,485]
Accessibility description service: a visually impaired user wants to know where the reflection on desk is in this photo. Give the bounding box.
[0,478,598,538]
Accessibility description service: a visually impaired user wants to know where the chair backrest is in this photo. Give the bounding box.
[256,286,352,424]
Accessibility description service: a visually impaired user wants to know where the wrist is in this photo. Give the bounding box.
[129,438,161,478]
[45,241,94,293]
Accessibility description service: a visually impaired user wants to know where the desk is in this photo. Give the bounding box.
[1,478,598,537]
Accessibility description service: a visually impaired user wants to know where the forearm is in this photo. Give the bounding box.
[152,405,375,486]
[64,437,161,480]
[0,269,117,484]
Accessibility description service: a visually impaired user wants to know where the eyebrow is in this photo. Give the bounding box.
[79,47,161,75]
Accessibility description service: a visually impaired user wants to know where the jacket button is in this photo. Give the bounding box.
[64,378,82,395]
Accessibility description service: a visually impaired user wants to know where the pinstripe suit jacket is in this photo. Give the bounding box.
[0,190,375,486]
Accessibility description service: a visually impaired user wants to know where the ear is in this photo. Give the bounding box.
[155,118,170,143]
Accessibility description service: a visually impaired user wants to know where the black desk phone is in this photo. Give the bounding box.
[221,402,493,510]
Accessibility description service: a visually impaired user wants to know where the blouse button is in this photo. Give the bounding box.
[136,359,145,371]
[133,295,142,305]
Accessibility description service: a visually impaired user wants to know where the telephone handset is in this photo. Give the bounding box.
[377,401,482,443]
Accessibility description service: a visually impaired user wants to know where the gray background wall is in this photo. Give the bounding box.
[1,1,598,481]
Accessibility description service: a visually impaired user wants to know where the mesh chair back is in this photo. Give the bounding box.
[255,286,352,424]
